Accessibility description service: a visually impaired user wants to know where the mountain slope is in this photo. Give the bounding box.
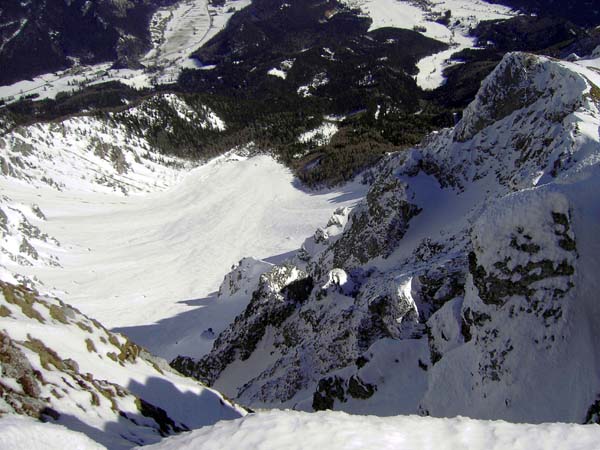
[0,90,367,365]
[172,51,600,423]
[0,281,244,449]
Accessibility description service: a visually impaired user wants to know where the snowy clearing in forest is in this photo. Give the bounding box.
[142,0,251,84]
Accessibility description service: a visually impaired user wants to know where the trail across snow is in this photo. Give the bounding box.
[3,154,366,360]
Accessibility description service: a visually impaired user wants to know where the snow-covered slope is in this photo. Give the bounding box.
[140,410,600,450]
[0,100,192,196]
[172,51,600,424]
[339,0,516,89]
[0,281,244,449]
[0,415,107,450]
[0,93,366,363]
[1,92,201,289]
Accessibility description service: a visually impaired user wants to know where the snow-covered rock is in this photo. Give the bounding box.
[217,257,273,300]
[0,197,60,281]
[172,263,315,401]
[172,52,600,423]
[0,281,244,449]
[454,52,586,143]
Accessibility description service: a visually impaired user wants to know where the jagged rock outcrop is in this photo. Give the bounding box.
[217,257,273,300]
[420,189,583,422]
[172,52,600,423]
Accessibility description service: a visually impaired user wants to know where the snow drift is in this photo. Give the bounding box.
[138,410,600,450]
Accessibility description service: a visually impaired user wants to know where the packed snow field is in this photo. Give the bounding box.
[0,416,107,450]
[139,411,600,450]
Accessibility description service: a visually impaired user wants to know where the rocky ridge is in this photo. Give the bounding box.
[172,51,600,423]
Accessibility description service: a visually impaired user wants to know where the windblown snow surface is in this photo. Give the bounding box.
[169,50,600,431]
[339,0,516,89]
[4,409,600,450]
[0,415,107,450]
[139,410,600,450]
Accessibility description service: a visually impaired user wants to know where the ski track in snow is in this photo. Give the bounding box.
[2,154,367,361]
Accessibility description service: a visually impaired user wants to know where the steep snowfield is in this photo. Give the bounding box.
[0,115,366,362]
[173,52,600,424]
[0,110,190,195]
[140,410,600,450]
[1,94,196,290]
[339,0,516,89]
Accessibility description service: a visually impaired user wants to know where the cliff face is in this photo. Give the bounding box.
[172,52,600,422]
